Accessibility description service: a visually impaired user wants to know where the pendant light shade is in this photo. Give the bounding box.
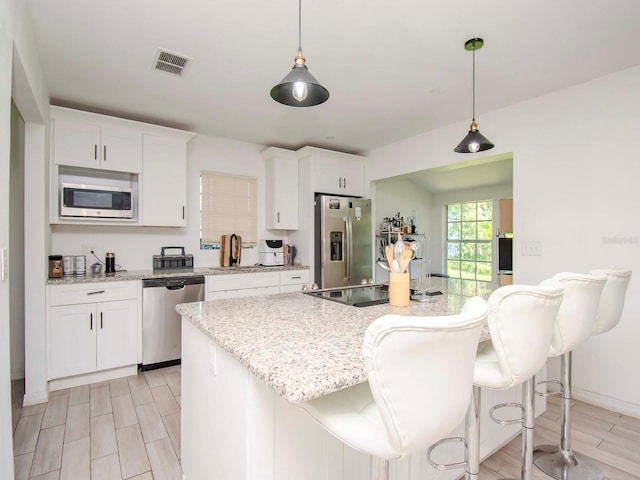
[454,38,494,153]
[271,0,329,107]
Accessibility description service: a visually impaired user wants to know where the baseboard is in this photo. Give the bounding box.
[48,364,138,391]
[23,390,49,407]
[573,387,640,419]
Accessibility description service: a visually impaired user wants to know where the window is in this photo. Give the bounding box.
[200,171,257,248]
[446,201,493,282]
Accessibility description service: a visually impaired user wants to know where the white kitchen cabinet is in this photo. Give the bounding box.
[298,146,365,197]
[51,114,142,173]
[47,281,139,381]
[206,271,281,300]
[263,148,298,230]
[141,134,188,226]
[280,269,310,292]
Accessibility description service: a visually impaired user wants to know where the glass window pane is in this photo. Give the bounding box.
[448,204,461,222]
[477,242,492,262]
[460,261,476,279]
[448,223,461,240]
[477,221,493,240]
[461,243,476,260]
[462,203,476,221]
[477,201,492,221]
[447,278,461,295]
[461,222,476,240]
[447,242,460,260]
[447,260,461,278]
[477,262,492,282]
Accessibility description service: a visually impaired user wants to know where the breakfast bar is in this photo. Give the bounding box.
[177,280,532,480]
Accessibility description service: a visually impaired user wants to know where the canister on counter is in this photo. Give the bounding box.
[48,255,63,278]
[105,252,116,274]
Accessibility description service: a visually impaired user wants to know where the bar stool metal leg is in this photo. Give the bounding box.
[533,352,604,480]
[465,386,481,480]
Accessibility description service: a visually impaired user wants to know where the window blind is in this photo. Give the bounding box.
[201,171,257,244]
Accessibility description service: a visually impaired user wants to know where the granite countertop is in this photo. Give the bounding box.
[176,278,491,404]
[46,264,310,285]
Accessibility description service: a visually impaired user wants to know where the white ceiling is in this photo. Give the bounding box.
[25,0,640,158]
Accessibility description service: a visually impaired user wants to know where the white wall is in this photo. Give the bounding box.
[0,0,16,475]
[374,179,432,235]
[366,66,640,416]
[9,100,24,380]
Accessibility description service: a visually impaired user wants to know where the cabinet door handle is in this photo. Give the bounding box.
[87,290,105,296]
[103,145,107,161]
[343,177,347,189]
[182,206,185,220]
[90,313,93,330]
[291,275,302,279]
[277,211,280,223]
[100,312,103,329]
[94,144,98,160]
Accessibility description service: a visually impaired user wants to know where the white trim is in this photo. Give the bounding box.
[48,365,138,391]
[23,390,49,407]
[573,387,640,419]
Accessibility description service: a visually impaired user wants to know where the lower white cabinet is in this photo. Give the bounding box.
[206,271,281,300]
[47,281,139,381]
[205,269,310,300]
[280,269,310,292]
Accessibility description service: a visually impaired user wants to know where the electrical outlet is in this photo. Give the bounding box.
[82,244,96,258]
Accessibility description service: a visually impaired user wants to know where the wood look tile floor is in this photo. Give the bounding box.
[12,369,640,479]
[12,366,182,480]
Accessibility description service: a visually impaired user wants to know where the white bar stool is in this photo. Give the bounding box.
[298,297,489,480]
[428,284,565,480]
[532,272,608,480]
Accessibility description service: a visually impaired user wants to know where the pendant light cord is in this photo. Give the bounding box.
[298,0,302,52]
[472,43,476,122]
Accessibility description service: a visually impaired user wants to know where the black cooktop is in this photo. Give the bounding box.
[303,284,389,307]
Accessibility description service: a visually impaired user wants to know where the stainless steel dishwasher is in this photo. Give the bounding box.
[142,276,204,371]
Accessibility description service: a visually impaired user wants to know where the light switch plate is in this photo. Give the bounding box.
[1,248,7,281]
[522,241,542,256]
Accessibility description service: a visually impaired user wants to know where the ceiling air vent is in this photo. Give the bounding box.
[153,48,193,77]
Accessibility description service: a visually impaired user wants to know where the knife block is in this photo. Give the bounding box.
[389,272,410,307]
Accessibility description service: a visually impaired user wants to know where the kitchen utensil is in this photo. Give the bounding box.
[392,259,401,273]
[393,231,405,260]
[398,249,414,274]
[377,260,392,272]
[385,244,394,271]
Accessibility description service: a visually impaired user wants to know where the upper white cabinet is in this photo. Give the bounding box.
[49,107,195,226]
[52,112,142,174]
[262,147,298,230]
[142,134,188,227]
[298,146,365,197]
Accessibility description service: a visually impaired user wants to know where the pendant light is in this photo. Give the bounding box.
[454,38,494,153]
[270,0,329,107]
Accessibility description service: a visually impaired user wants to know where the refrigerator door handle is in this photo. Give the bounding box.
[345,215,353,283]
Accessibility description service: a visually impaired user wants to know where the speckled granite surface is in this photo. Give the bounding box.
[176,278,491,404]
[46,265,310,285]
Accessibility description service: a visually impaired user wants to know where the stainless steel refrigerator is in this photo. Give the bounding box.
[314,194,372,288]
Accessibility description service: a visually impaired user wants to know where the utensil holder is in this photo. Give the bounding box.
[389,272,410,307]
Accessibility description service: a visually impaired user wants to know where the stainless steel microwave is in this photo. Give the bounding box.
[60,183,133,218]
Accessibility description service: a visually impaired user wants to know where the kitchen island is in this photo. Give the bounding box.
[177,279,535,480]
